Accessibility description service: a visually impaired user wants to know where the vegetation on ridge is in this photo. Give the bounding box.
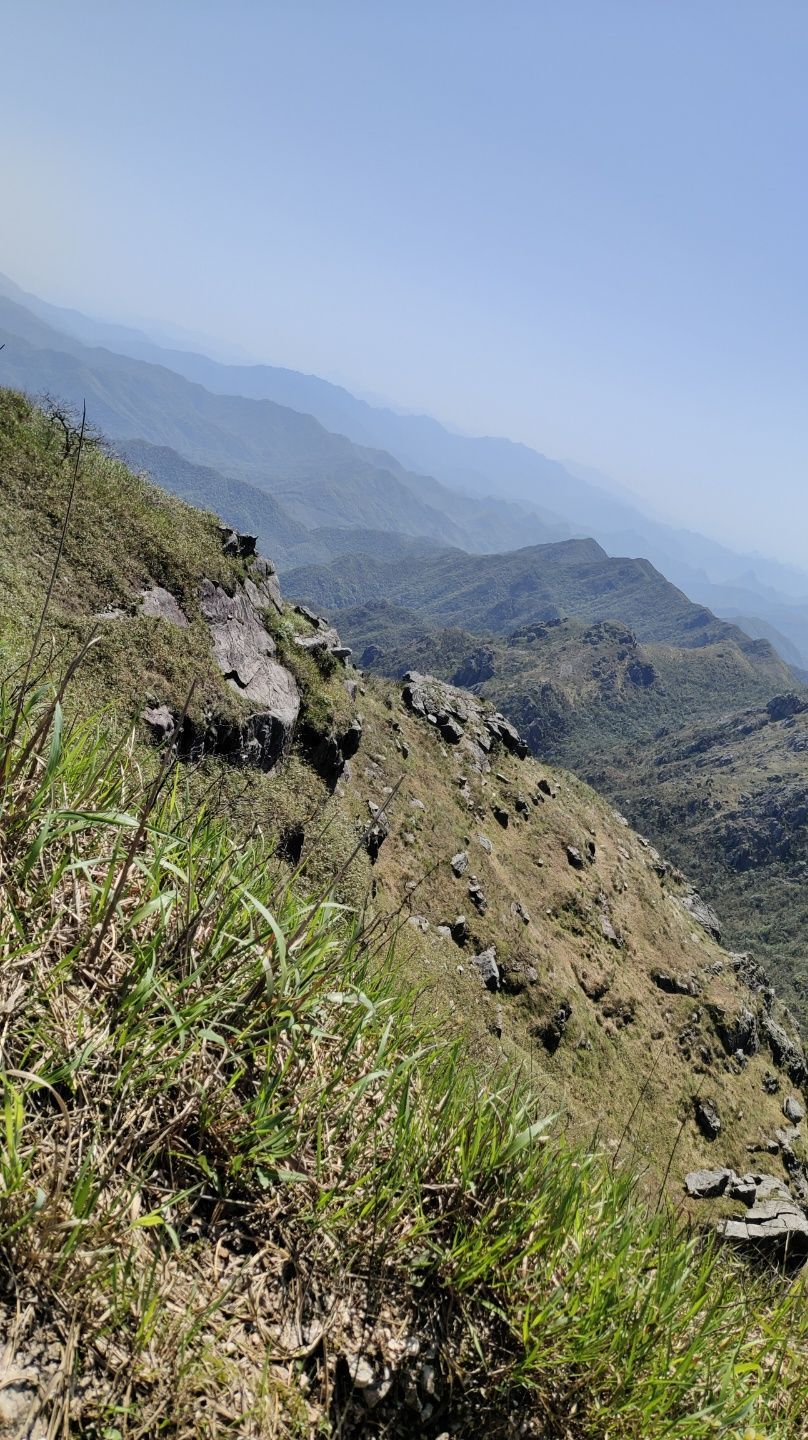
[1,669,808,1437]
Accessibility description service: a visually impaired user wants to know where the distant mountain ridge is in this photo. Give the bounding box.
[281,536,797,665]
[3,269,808,665]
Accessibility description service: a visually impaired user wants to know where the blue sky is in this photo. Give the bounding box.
[1,1,807,564]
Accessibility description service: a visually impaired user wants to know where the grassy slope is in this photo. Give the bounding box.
[1,391,808,1437]
[316,601,808,1027]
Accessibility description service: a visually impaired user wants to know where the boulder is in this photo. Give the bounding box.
[450,851,469,877]
[783,1094,805,1125]
[652,970,699,996]
[471,947,500,992]
[218,525,257,558]
[244,554,283,613]
[492,803,509,828]
[536,1000,572,1054]
[566,845,584,870]
[199,576,300,763]
[438,716,464,744]
[139,585,188,627]
[685,1168,733,1199]
[761,1013,808,1086]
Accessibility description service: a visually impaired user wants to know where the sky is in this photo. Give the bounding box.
[1,1,807,565]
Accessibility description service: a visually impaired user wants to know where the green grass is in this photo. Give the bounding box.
[1,653,807,1437]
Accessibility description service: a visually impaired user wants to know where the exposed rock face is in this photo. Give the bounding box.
[196,556,301,772]
[142,533,301,773]
[760,1012,808,1086]
[139,585,188,627]
[680,891,722,941]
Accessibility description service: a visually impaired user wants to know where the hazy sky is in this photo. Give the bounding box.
[1,2,807,564]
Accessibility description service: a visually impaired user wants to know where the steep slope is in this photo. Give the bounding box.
[2,389,808,1437]
[0,386,803,1173]
[323,602,808,1030]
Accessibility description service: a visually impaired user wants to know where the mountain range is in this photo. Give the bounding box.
[3,268,808,670]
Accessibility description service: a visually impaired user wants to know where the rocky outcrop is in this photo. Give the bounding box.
[142,531,301,772]
[401,672,529,763]
[680,891,722,941]
[139,585,189,627]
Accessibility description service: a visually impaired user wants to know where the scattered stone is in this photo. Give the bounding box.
[450,851,469,877]
[514,794,530,815]
[566,845,584,870]
[471,947,500,991]
[492,803,509,828]
[537,778,554,797]
[685,1168,733,1199]
[586,839,596,861]
[694,1096,721,1140]
[408,915,430,932]
[477,833,493,854]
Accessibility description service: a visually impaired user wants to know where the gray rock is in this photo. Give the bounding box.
[536,1000,572,1054]
[472,947,500,991]
[694,1096,721,1140]
[199,578,300,748]
[761,1012,808,1085]
[408,915,430,933]
[685,1168,733,1199]
[718,1199,808,1254]
[680,892,722,941]
[139,585,188,627]
[451,851,469,877]
[218,525,257,558]
[783,1094,805,1125]
[485,712,529,758]
[492,803,509,828]
[477,833,493,854]
[244,554,283,613]
[438,716,464,744]
[599,915,623,947]
[450,915,468,945]
[142,704,176,741]
[566,845,584,870]
[514,794,530,815]
[652,970,699,996]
